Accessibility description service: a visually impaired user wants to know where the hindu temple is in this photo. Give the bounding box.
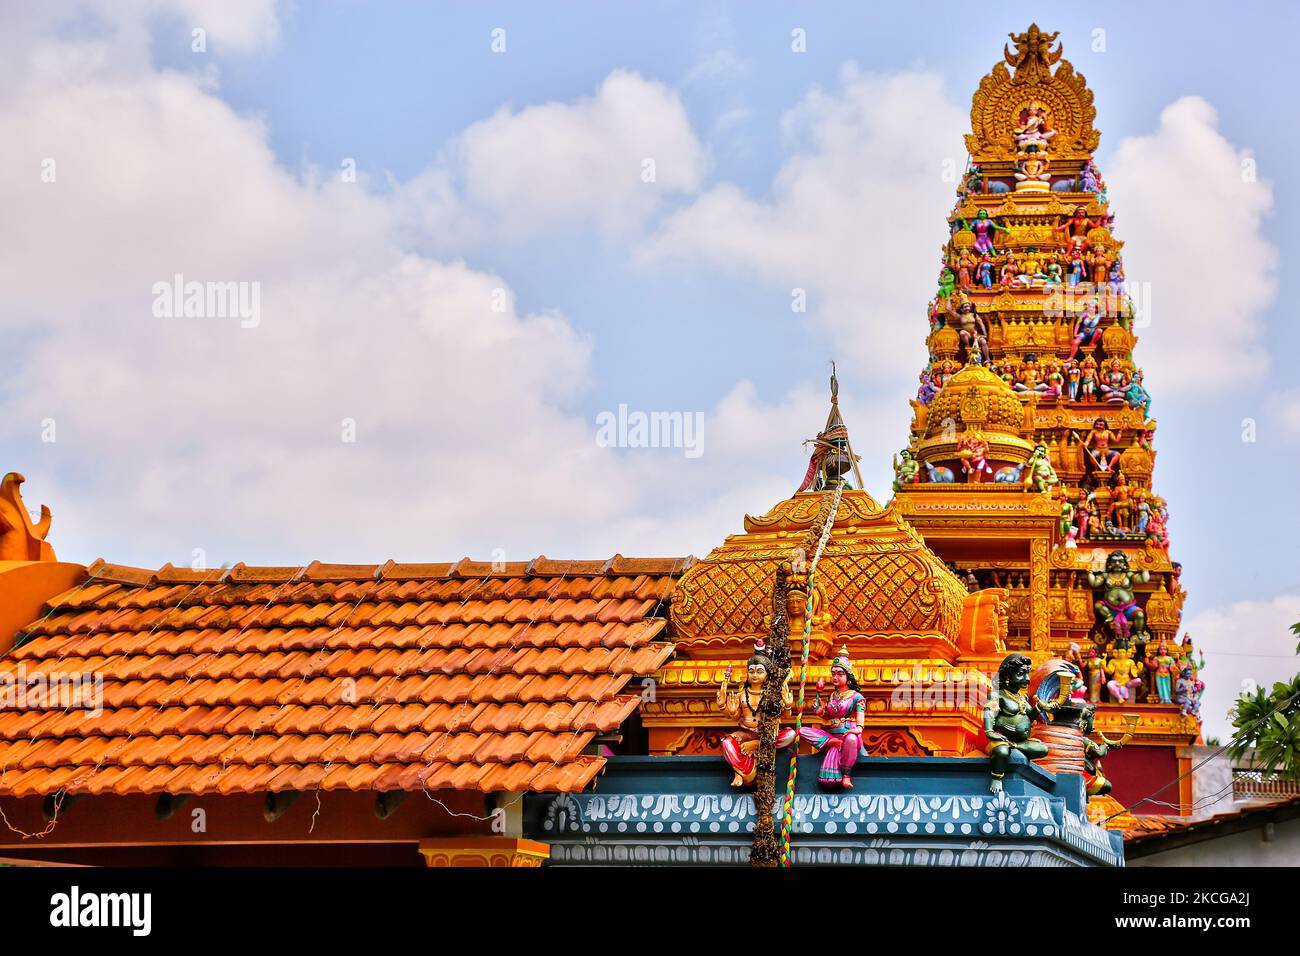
[0,25,1199,867]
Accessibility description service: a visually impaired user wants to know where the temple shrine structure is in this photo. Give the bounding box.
[0,26,1198,867]
[893,22,1201,812]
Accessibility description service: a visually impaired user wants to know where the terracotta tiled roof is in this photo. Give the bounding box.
[1122,792,1300,846]
[0,555,689,798]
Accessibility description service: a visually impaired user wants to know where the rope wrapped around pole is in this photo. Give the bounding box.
[778,483,843,867]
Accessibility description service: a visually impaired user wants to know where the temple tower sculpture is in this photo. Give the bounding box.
[890,25,1201,811]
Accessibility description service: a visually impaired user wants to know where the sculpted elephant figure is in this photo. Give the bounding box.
[994,464,1025,483]
[925,462,956,484]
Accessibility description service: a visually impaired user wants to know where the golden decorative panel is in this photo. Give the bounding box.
[965,25,1100,164]
[670,490,968,645]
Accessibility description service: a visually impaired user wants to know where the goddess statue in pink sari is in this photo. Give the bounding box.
[799,647,867,789]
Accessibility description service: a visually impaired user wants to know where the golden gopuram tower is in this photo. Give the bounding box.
[644,25,1201,819]
[890,24,1201,809]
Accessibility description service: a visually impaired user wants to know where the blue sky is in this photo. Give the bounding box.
[2,1,1298,736]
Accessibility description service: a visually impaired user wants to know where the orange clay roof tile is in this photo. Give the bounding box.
[0,556,682,797]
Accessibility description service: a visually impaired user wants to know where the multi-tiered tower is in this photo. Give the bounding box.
[892,25,1201,811]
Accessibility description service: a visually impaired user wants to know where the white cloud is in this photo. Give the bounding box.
[1184,593,1300,741]
[1270,388,1300,440]
[418,70,708,242]
[0,9,837,569]
[1108,97,1277,395]
[638,65,966,394]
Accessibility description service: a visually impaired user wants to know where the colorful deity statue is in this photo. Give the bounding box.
[1024,442,1060,494]
[958,433,994,482]
[1125,369,1152,417]
[1090,248,1113,287]
[800,646,867,789]
[1013,101,1056,148]
[1013,353,1050,393]
[1043,359,1065,397]
[1082,417,1122,475]
[916,368,937,406]
[1177,633,1205,677]
[1000,251,1020,287]
[1136,418,1157,451]
[1108,257,1125,293]
[955,301,990,364]
[1090,550,1150,643]
[1080,705,1137,797]
[1100,358,1130,403]
[1145,508,1169,548]
[1173,665,1204,718]
[1134,489,1152,535]
[1079,356,1099,402]
[1145,637,1177,705]
[960,208,1010,256]
[716,641,797,787]
[1104,643,1144,702]
[1079,160,1104,195]
[1059,496,1075,537]
[1064,236,1089,287]
[1107,472,1135,533]
[1084,645,1106,703]
[936,359,957,388]
[1014,144,1052,190]
[1065,358,1082,400]
[892,448,921,491]
[997,358,1017,388]
[957,250,976,291]
[1044,254,1063,288]
[1073,488,1095,541]
[983,653,1049,793]
[1068,300,1104,360]
[977,254,995,289]
[937,268,956,300]
[1056,205,1101,243]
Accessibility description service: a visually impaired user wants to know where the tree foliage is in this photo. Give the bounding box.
[1227,622,1300,780]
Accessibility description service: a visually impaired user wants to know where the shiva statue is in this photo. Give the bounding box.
[983,653,1049,793]
[800,646,867,789]
[716,640,797,787]
[1090,550,1150,643]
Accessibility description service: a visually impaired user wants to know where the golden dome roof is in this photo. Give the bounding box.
[917,363,1034,465]
[925,364,1025,439]
[669,490,969,651]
